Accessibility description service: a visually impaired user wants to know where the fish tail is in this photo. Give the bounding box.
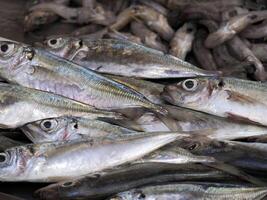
[204,161,267,186]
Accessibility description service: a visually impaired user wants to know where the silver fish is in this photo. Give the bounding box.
[0,83,118,128]
[162,77,267,126]
[0,132,183,182]
[21,117,135,143]
[0,40,164,113]
[39,37,220,79]
[109,183,267,200]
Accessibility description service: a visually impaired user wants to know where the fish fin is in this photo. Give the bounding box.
[226,112,263,126]
[225,90,256,104]
[204,161,267,186]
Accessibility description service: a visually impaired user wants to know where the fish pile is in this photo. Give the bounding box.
[0,0,267,199]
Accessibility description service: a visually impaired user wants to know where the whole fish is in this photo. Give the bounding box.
[109,183,267,200]
[0,132,182,182]
[0,192,26,200]
[171,136,267,172]
[164,105,267,140]
[205,10,267,48]
[39,37,220,79]
[0,83,118,128]
[35,163,233,200]
[170,22,196,60]
[21,117,135,143]
[162,77,267,126]
[0,40,164,113]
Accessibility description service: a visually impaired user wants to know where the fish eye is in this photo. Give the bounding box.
[182,79,198,91]
[47,38,63,48]
[62,181,75,187]
[0,153,7,163]
[40,119,58,132]
[0,43,15,55]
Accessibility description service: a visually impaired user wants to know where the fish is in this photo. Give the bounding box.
[205,10,267,48]
[39,37,220,79]
[24,10,58,32]
[227,36,267,81]
[132,5,174,41]
[130,21,168,53]
[164,105,267,140]
[154,137,266,186]
[193,29,217,70]
[108,183,267,200]
[21,116,136,143]
[0,40,165,113]
[171,136,267,173]
[0,83,119,128]
[170,22,196,60]
[34,163,234,200]
[106,31,142,44]
[162,77,267,126]
[241,19,267,39]
[0,132,183,182]
[29,2,116,25]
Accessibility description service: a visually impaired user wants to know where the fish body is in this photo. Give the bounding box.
[21,116,135,143]
[170,22,196,60]
[40,38,220,79]
[0,133,181,182]
[0,41,163,113]
[0,83,117,128]
[109,183,267,200]
[35,163,232,200]
[172,136,267,172]
[165,105,267,140]
[162,77,267,126]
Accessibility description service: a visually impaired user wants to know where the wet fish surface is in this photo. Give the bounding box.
[0,40,164,113]
[162,77,267,126]
[39,37,220,79]
[109,183,267,200]
[0,83,118,128]
[0,133,181,182]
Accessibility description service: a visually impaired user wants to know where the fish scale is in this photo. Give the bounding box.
[0,40,164,113]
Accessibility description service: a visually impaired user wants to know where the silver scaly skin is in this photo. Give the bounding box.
[110,183,267,200]
[162,77,267,126]
[0,83,119,128]
[0,41,165,113]
[39,37,220,79]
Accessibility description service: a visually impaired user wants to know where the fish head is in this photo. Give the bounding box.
[110,190,146,200]
[174,136,227,155]
[162,78,221,108]
[0,146,32,180]
[41,37,88,60]
[0,41,34,80]
[21,117,81,143]
[35,173,102,200]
